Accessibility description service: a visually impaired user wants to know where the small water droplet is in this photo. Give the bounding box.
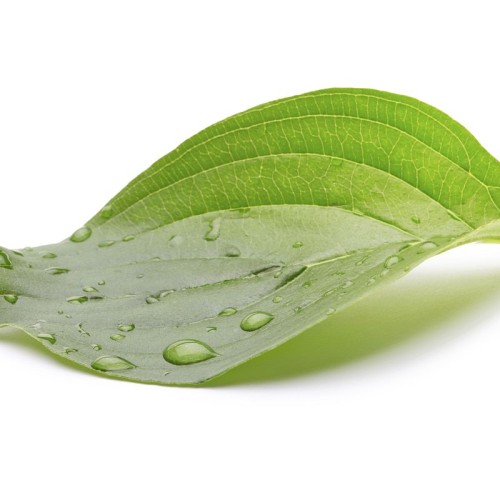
[110,334,126,341]
[82,286,97,292]
[37,333,56,344]
[118,324,135,332]
[66,296,89,304]
[45,267,69,275]
[70,226,92,243]
[146,296,158,304]
[224,246,241,257]
[97,280,106,286]
[384,255,401,268]
[159,290,174,298]
[0,249,13,269]
[204,217,221,241]
[218,307,237,317]
[98,240,115,248]
[57,310,64,315]
[99,205,114,219]
[411,215,421,224]
[3,294,18,304]
[136,274,144,279]
[91,344,102,351]
[292,241,303,249]
[240,312,274,331]
[418,241,438,253]
[302,281,312,288]
[163,339,218,365]
[64,348,78,355]
[91,355,135,371]
[42,252,57,259]
[272,296,283,303]
[447,209,461,221]
[122,234,135,242]
[206,326,217,333]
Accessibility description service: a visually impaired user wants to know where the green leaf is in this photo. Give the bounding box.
[1,88,500,385]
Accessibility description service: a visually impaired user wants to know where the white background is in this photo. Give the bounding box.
[1,1,499,498]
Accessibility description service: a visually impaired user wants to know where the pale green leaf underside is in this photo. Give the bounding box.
[1,88,500,385]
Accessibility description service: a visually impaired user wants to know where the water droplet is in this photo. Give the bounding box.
[91,344,102,351]
[274,271,282,278]
[204,217,221,241]
[365,277,376,286]
[159,290,174,298]
[110,334,126,341]
[99,205,114,219]
[42,252,57,259]
[64,348,78,355]
[82,286,97,292]
[418,241,438,253]
[98,240,115,248]
[342,280,354,288]
[65,314,72,318]
[118,324,135,332]
[37,333,56,344]
[66,296,89,304]
[91,356,135,372]
[122,234,135,242]
[0,249,13,269]
[272,296,283,303]
[331,158,343,166]
[384,255,401,268]
[146,296,158,304]
[206,326,217,333]
[3,294,18,304]
[97,280,106,286]
[218,307,237,317]
[70,226,92,243]
[302,281,312,288]
[224,246,241,257]
[356,256,368,266]
[45,267,69,275]
[136,274,144,279]
[447,209,461,221]
[163,339,218,365]
[411,215,421,224]
[240,312,274,331]
[57,310,64,315]
[292,241,303,249]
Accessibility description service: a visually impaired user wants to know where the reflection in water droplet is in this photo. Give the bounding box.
[0,249,13,269]
[99,205,114,219]
[42,252,57,259]
[163,339,218,365]
[118,324,135,332]
[418,241,438,253]
[45,267,69,275]
[70,226,92,243]
[66,296,89,304]
[110,334,126,341]
[224,246,241,257]
[240,312,274,331]
[83,286,97,292]
[92,356,135,371]
[122,234,135,242]
[3,294,18,304]
[411,215,421,224]
[292,241,303,249]
[384,255,401,268]
[91,344,102,351]
[98,240,115,248]
[204,218,221,241]
[273,296,283,303]
[37,333,56,344]
[206,326,217,333]
[218,307,237,317]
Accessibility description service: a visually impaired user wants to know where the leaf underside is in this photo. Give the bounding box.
[1,88,500,385]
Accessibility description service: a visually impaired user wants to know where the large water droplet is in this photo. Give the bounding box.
[118,324,135,332]
[240,312,274,331]
[204,218,221,241]
[110,334,126,341]
[70,226,92,243]
[384,255,401,268]
[3,294,18,304]
[99,205,114,219]
[66,296,89,304]
[163,339,218,365]
[45,267,69,275]
[37,333,56,344]
[218,307,237,317]
[91,356,135,372]
[0,249,13,270]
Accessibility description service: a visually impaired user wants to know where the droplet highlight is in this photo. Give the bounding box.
[163,339,218,365]
[70,226,92,243]
[91,356,135,372]
[118,324,135,332]
[3,294,18,304]
[99,205,114,219]
[240,312,274,332]
[384,255,401,268]
[218,307,237,317]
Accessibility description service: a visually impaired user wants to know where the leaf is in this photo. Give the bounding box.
[1,88,500,385]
